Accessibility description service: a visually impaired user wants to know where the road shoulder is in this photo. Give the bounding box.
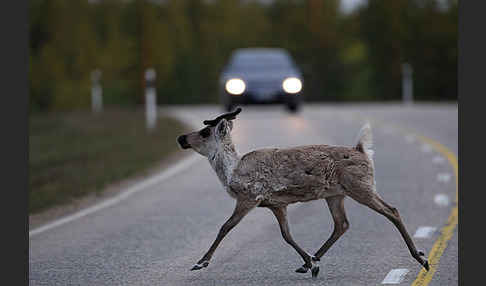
[29,148,192,230]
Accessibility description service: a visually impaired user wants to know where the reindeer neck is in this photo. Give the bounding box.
[208,140,239,187]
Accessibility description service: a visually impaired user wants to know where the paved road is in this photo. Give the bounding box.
[29,103,458,286]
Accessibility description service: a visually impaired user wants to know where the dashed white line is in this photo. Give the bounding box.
[413,226,437,239]
[432,155,445,164]
[434,194,450,207]
[436,173,451,183]
[382,268,410,284]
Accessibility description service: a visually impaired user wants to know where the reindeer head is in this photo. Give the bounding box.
[177,108,242,157]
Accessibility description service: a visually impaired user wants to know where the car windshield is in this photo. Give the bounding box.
[229,51,294,71]
[231,61,292,70]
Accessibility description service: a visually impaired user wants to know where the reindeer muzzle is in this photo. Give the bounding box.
[177,135,191,149]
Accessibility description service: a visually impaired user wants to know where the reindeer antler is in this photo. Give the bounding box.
[203,107,242,126]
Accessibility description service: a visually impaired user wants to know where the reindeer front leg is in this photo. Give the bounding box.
[269,206,320,278]
[191,199,257,270]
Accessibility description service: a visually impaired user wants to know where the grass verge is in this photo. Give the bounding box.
[29,108,189,214]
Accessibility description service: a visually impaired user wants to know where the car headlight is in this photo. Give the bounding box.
[225,78,246,95]
[282,77,302,94]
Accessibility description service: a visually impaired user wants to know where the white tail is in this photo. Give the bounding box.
[355,122,374,160]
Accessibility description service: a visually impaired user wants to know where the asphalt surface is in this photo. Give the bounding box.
[29,103,458,286]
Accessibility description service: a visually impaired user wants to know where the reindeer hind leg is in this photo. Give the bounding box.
[295,195,349,275]
[313,195,349,259]
[348,188,429,271]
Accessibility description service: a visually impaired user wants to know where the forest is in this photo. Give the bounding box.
[29,0,458,112]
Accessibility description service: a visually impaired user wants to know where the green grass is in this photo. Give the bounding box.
[29,108,189,214]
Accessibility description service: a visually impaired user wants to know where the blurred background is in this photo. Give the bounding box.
[29,0,457,215]
[29,0,457,111]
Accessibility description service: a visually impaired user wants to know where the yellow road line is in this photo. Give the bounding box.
[364,120,458,286]
[410,135,458,286]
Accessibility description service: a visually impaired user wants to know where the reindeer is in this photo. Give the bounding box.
[176,108,429,278]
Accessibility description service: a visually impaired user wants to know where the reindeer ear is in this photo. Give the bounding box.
[216,118,230,138]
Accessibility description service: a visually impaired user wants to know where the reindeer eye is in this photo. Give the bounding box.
[200,127,211,138]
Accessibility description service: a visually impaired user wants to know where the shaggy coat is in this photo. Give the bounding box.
[177,108,429,278]
[231,145,373,206]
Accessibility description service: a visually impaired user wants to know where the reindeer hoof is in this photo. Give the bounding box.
[311,265,320,278]
[423,260,430,271]
[190,261,209,271]
[190,264,203,271]
[295,265,309,273]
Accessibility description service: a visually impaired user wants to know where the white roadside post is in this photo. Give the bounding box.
[91,69,103,113]
[402,63,413,104]
[145,68,157,131]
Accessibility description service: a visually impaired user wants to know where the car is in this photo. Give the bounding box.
[219,48,304,112]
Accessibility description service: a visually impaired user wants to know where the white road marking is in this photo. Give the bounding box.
[382,268,410,284]
[29,153,202,238]
[432,155,445,164]
[434,194,450,207]
[405,134,416,143]
[437,173,451,183]
[420,143,432,153]
[413,226,437,238]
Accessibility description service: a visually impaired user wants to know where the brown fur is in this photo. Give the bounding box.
[177,110,429,276]
[230,145,372,207]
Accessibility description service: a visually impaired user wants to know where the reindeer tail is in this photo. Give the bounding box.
[355,122,374,160]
